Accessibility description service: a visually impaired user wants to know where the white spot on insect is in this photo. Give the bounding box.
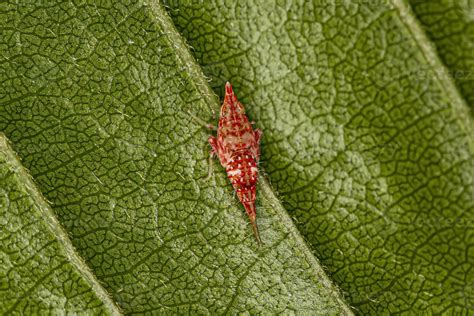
[227,169,242,176]
[250,167,258,173]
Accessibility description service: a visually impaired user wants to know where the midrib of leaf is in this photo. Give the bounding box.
[258,178,349,303]
[0,133,121,315]
[145,1,218,112]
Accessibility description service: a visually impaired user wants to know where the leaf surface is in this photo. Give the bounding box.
[0,134,120,315]
[165,0,474,314]
[0,1,350,314]
[409,0,474,109]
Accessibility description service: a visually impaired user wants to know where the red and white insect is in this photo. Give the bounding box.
[207,82,263,244]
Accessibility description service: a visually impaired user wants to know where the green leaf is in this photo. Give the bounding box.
[409,0,474,109]
[0,1,351,314]
[0,133,120,314]
[165,0,474,314]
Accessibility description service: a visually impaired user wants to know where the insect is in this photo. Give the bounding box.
[207,82,263,244]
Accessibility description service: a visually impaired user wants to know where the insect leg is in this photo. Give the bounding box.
[254,129,262,143]
[187,110,217,131]
[207,136,218,179]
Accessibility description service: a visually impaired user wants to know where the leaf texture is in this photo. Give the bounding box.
[0,134,120,314]
[165,0,474,314]
[409,0,474,110]
[0,1,351,314]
